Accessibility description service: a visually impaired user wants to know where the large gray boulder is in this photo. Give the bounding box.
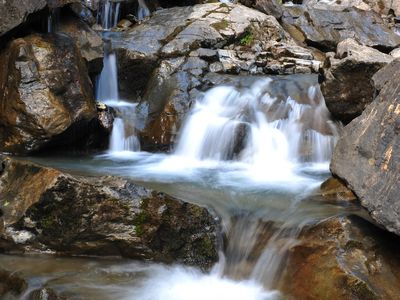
[331,58,400,235]
[0,0,47,37]
[321,39,393,123]
[0,157,220,269]
[281,5,400,51]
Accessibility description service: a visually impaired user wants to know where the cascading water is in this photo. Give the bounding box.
[16,76,346,300]
[96,2,140,153]
[137,0,151,20]
[98,0,121,30]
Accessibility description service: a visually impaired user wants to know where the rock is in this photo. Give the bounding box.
[320,177,357,202]
[0,0,47,37]
[283,216,400,299]
[69,2,97,25]
[47,0,79,8]
[28,288,65,300]
[58,15,104,73]
[330,59,400,235]
[390,48,400,59]
[0,268,27,298]
[240,0,283,20]
[0,157,220,269]
[111,3,318,103]
[321,39,393,123]
[281,6,400,52]
[0,33,97,154]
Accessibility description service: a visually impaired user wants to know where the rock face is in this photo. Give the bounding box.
[283,216,400,299]
[0,34,97,154]
[0,157,220,269]
[111,3,321,150]
[281,6,400,51]
[58,15,104,73]
[331,59,400,236]
[0,0,47,37]
[321,39,393,123]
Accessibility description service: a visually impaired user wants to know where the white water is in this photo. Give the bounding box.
[98,0,121,30]
[137,0,151,20]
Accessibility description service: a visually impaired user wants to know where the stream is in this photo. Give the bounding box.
[0,2,369,299]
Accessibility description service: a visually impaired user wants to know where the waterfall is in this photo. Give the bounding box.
[137,0,150,20]
[174,78,338,170]
[98,0,121,30]
[96,42,140,153]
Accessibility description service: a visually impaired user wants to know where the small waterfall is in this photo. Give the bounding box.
[137,0,150,20]
[47,8,60,33]
[96,41,140,153]
[98,0,121,30]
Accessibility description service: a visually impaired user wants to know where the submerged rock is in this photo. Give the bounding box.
[331,58,400,236]
[321,39,393,123]
[0,33,97,154]
[281,6,400,52]
[0,0,47,37]
[0,157,220,269]
[283,216,400,299]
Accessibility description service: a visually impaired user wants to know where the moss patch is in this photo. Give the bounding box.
[211,20,230,32]
[239,31,254,46]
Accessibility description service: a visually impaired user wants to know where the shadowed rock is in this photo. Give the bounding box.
[321,39,393,123]
[331,58,400,236]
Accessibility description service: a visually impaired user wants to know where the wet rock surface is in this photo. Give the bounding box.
[58,15,104,73]
[0,0,47,37]
[321,39,393,123]
[283,216,400,299]
[281,5,400,52]
[0,33,97,154]
[331,58,400,236]
[0,157,220,269]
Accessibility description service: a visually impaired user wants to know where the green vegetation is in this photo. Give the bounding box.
[239,31,254,46]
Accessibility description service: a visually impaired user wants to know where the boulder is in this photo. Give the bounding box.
[330,59,400,235]
[58,15,104,73]
[281,6,400,52]
[240,0,283,19]
[0,0,47,37]
[0,157,220,269]
[321,39,393,123]
[0,33,97,154]
[283,216,400,299]
[304,0,400,15]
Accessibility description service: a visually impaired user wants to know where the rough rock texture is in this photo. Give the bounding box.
[283,216,400,299]
[110,3,321,150]
[331,59,400,235]
[0,33,97,154]
[239,0,283,19]
[58,15,104,73]
[0,268,28,299]
[281,6,400,52]
[321,39,393,123]
[0,157,220,269]
[0,0,47,37]
[305,0,400,15]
